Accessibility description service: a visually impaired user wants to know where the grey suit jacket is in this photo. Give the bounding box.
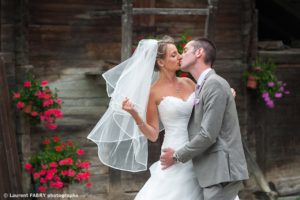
[176,69,249,188]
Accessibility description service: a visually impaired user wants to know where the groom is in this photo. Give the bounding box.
[160,38,249,199]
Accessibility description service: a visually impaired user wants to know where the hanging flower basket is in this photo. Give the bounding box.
[244,58,290,108]
[23,101,33,114]
[12,74,63,130]
[246,75,258,89]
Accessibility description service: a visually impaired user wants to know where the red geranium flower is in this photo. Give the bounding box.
[55,146,63,152]
[38,185,46,192]
[42,138,51,145]
[53,136,60,142]
[76,149,84,156]
[16,101,24,109]
[23,81,31,87]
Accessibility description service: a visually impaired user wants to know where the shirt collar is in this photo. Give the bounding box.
[197,68,212,86]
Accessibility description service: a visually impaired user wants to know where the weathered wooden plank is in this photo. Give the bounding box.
[29,0,120,6]
[121,0,133,61]
[155,0,207,8]
[133,8,208,15]
[0,56,23,196]
[87,8,209,17]
[205,0,218,40]
[258,49,300,64]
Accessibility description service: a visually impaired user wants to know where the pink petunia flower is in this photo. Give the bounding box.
[266,99,274,108]
[262,92,270,100]
[268,82,274,87]
[275,92,282,98]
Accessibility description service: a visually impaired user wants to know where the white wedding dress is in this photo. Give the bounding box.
[134,93,240,200]
[134,93,201,199]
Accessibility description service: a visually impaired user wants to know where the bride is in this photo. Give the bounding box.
[87,36,239,199]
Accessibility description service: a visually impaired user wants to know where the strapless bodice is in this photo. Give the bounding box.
[158,93,195,150]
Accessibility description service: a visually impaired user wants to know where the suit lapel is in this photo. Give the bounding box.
[189,69,216,130]
[195,69,216,97]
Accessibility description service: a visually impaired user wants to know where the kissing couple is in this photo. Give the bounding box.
[88,36,249,200]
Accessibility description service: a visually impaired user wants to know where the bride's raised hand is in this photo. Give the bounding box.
[122,97,138,115]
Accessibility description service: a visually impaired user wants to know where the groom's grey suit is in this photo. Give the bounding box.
[176,69,249,199]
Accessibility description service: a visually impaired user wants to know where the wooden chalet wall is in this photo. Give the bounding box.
[4,0,253,199]
[248,49,300,196]
[24,0,254,199]
[2,0,295,199]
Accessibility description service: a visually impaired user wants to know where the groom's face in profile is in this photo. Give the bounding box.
[180,41,197,72]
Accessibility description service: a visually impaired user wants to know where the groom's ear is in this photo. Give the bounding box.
[195,48,203,58]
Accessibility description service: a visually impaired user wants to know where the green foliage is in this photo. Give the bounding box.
[176,33,190,54]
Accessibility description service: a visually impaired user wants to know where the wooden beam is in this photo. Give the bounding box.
[133,8,208,15]
[83,8,209,19]
[205,0,218,40]
[87,10,122,17]
[121,0,132,61]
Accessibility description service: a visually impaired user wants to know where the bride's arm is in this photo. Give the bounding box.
[122,91,160,142]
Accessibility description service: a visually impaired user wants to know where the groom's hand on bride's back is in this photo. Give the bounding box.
[160,148,176,169]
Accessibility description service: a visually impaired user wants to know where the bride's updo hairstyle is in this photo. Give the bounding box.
[154,35,175,71]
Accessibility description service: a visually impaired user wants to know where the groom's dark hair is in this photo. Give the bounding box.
[192,38,216,67]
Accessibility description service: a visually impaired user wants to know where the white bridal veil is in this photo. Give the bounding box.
[87,39,158,172]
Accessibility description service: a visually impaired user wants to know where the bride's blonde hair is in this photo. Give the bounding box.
[154,35,175,71]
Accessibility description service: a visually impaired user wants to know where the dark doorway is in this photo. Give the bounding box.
[256,0,300,47]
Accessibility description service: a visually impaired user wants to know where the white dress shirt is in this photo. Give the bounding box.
[197,68,212,87]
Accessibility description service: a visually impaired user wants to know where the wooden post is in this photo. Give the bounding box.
[243,139,278,200]
[121,0,133,61]
[0,55,23,196]
[15,0,32,193]
[205,0,218,40]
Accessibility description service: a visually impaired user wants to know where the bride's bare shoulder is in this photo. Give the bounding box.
[150,81,164,104]
[178,77,195,89]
